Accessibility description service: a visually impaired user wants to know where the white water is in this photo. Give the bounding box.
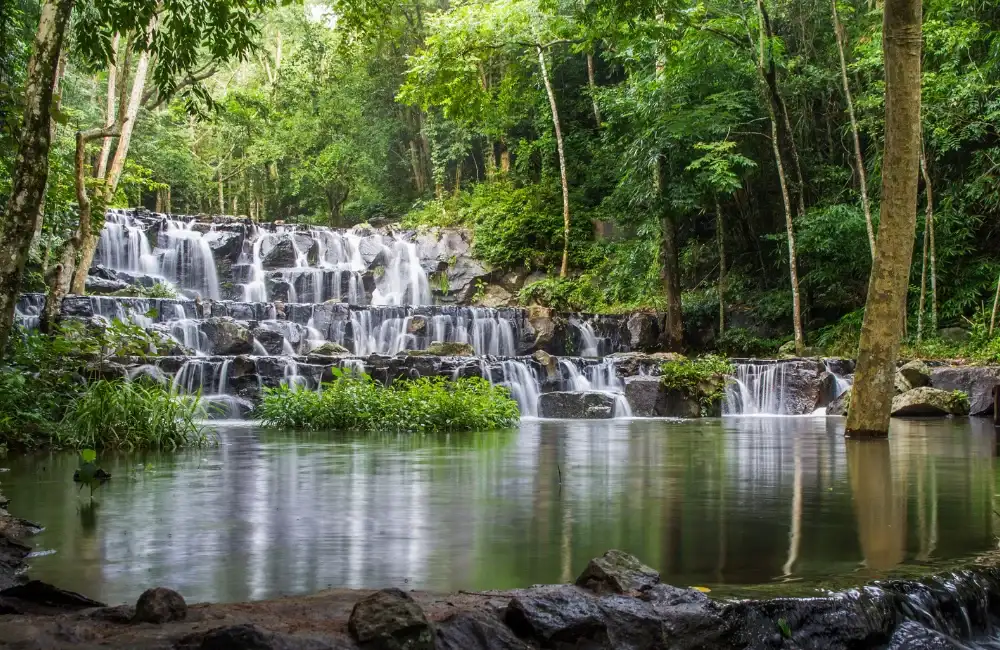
[571,319,602,357]
[724,363,788,415]
[559,358,632,418]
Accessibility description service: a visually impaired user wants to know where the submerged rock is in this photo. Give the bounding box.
[930,366,1000,416]
[575,549,660,595]
[134,587,187,624]
[891,387,970,417]
[348,588,433,650]
[538,391,616,419]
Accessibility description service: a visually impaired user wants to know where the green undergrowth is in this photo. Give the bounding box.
[660,356,735,414]
[257,371,521,432]
[0,320,210,450]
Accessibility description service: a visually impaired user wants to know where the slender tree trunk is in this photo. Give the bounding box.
[717,197,726,336]
[917,189,929,342]
[218,172,225,214]
[454,163,462,198]
[846,0,922,438]
[536,44,571,279]
[586,52,601,127]
[96,32,121,180]
[71,12,157,295]
[754,10,805,355]
[0,0,75,351]
[166,185,172,213]
[31,52,66,256]
[655,156,683,349]
[500,139,511,173]
[991,274,1000,338]
[920,146,937,333]
[833,0,875,257]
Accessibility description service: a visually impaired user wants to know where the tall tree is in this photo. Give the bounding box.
[0,0,74,353]
[845,0,923,438]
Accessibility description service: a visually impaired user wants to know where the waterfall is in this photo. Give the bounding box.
[339,307,520,357]
[14,294,44,330]
[241,225,268,302]
[723,363,788,415]
[825,360,852,399]
[558,358,632,418]
[372,235,430,306]
[497,360,541,418]
[571,319,601,357]
[158,218,221,300]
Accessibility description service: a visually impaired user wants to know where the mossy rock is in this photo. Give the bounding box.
[409,342,476,357]
[307,342,351,358]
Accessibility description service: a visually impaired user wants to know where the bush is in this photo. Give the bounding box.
[660,355,735,412]
[717,328,787,358]
[61,380,211,450]
[257,371,521,432]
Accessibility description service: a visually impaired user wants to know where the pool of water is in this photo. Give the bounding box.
[1,417,998,605]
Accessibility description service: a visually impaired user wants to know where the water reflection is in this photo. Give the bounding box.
[0,418,996,604]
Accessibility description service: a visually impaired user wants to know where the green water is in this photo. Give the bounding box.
[1,417,998,605]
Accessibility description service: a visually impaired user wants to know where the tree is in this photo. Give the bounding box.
[845,0,923,438]
[0,0,74,353]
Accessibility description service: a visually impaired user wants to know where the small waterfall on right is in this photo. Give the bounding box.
[724,362,788,415]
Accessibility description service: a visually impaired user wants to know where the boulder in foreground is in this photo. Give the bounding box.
[348,587,434,650]
[134,586,187,624]
[891,387,970,417]
[575,549,660,595]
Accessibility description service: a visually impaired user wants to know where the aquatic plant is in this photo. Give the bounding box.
[257,371,520,433]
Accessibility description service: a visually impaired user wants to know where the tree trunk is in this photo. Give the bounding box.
[587,52,601,127]
[218,172,225,214]
[655,156,683,349]
[31,52,67,255]
[846,0,922,438]
[537,44,571,279]
[754,9,805,355]
[96,32,121,180]
[454,162,462,197]
[833,0,875,257]
[71,12,158,295]
[991,274,1000,338]
[0,0,75,351]
[500,139,511,173]
[717,197,726,336]
[166,185,171,213]
[919,146,937,333]
[917,184,929,342]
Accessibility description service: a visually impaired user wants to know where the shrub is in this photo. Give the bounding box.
[716,328,787,358]
[61,380,211,450]
[257,371,520,432]
[660,355,735,413]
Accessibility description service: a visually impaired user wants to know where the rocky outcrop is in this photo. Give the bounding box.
[626,313,660,352]
[892,387,970,417]
[538,391,617,419]
[930,366,1000,416]
[200,318,253,355]
[624,376,700,418]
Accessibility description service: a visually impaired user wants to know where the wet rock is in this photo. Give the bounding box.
[61,296,96,318]
[532,350,558,379]
[358,237,389,269]
[348,588,433,650]
[435,612,532,650]
[827,387,851,416]
[780,361,824,415]
[505,585,606,645]
[899,360,932,388]
[203,229,244,262]
[626,313,660,352]
[896,372,914,395]
[892,387,970,417]
[526,305,556,352]
[81,604,135,623]
[414,342,475,357]
[575,549,660,595]
[495,268,530,293]
[85,276,130,295]
[824,358,856,376]
[134,587,187,624]
[930,366,1000,416]
[476,284,514,309]
[406,316,427,335]
[252,328,287,356]
[538,391,616,419]
[307,342,352,361]
[0,581,105,611]
[178,623,340,650]
[447,258,491,303]
[624,376,700,418]
[262,237,299,270]
[201,318,253,356]
[888,621,964,649]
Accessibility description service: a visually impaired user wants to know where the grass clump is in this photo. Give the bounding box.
[660,355,735,414]
[257,371,521,432]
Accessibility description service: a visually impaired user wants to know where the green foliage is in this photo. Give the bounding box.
[777,618,792,640]
[62,380,210,451]
[716,328,786,358]
[660,355,734,412]
[257,371,520,433]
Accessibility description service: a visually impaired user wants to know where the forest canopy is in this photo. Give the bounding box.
[1,0,999,357]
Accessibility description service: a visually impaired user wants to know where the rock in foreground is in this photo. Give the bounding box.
[891,387,970,417]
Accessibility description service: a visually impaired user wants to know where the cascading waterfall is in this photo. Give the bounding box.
[724,363,788,415]
[497,360,541,418]
[571,319,602,357]
[559,358,632,418]
[341,307,520,357]
[372,235,431,306]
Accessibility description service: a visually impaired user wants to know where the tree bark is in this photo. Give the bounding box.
[587,52,601,127]
[846,0,922,438]
[919,147,937,333]
[96,32,121,180]
[656,156,683,349]
[833,0,875,257]
[536,44,571,279]
[717,197,726,336]
[991,274,1000,338]
[754,8,805,355]
[0,0,75,351]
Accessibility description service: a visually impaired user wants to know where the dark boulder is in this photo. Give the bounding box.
[134,587,187,624]
[930,366,1000,416]
[348,588,433,650]
[626,313,659,352]
[538,391,616,419]
[827,388,851,416]
[0,581,105,611]
[253,328,287,356]
[85,276,130,295]
[201,318,254,356]
[435,612,531,650]
[505,585,607,645]
[203,229,244,262]
[624,377,700,418]
[262,237,299,270]
[575,549,660,595]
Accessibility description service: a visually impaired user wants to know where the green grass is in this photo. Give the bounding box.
[256,372,521,433]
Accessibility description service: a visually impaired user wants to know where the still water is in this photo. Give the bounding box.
[1,417,998,604]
